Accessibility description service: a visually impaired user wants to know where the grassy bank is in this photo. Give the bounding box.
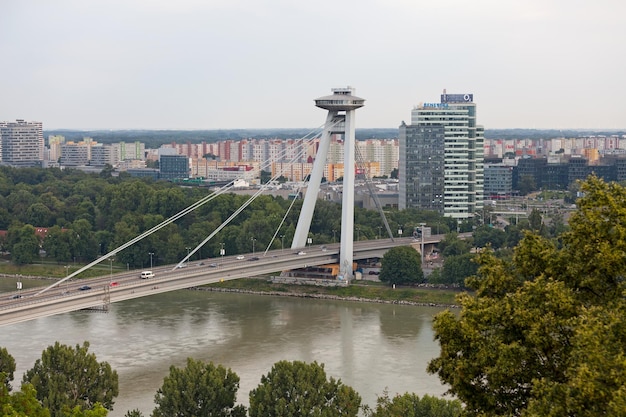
[205,278,461,306]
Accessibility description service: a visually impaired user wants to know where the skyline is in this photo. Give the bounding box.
[2,0,625,131]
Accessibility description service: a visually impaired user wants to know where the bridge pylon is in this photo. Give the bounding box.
[292,87,365,281]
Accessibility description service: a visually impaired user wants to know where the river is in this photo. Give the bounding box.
[1,277,451,416]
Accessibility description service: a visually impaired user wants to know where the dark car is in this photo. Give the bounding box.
[248,256,260,261]
[78,285,91,291]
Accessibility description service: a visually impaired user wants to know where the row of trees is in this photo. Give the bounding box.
[1,343,461,417]
[0,166,457,268]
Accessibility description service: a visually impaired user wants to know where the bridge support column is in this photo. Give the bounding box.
[292,87,365,282]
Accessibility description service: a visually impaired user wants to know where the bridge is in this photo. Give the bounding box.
[0,236,451,327]
[0,87,469,327]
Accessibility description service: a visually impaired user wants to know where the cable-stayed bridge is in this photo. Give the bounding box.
[0,236,455,327]
[0,87,460,326]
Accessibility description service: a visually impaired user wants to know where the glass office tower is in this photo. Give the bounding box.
[399,92,484,221]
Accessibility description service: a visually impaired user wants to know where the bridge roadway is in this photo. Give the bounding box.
[0,235,452,327]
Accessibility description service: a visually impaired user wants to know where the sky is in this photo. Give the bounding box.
[1,0,625,131]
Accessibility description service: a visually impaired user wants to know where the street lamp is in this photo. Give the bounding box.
[280,235,285,252]
[148,252,154,269]
[419,223,426,265]
[251,237,256,255]
[356,227,360,241]
[186,247,191,266]
[378,226,382,239]
[108,258,114,284]
[332,229,336,244]
[220,243,225,265]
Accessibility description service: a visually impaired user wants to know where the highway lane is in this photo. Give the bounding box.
[0,235,456,326]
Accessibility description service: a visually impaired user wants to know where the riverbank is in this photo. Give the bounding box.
[200,278,461,307]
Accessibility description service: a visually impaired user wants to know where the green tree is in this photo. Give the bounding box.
[427,176,626,416]
[528,208,542,231]
[517,175,536,196]
[472,225,506,249]
[123,409,144,417]
[0,382,50,417]
[0,347,16,390]
[365,391,462,417]
[249,360,361,417]
[7,224,40,265]
[437,253,478,286]
[379,246,424,286]
[152,358,246,417]
[23,341,118,417]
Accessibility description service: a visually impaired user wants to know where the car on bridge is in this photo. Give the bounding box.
[248,256,259,261]
[78,285,91,291]
[236,255,245,260]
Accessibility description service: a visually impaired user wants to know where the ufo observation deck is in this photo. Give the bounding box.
[315,87,365,111]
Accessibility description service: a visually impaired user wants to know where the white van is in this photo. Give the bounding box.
[140,270,155,279]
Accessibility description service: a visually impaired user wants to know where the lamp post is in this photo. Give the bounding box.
[356,227,360,241]
[186,247,191,266]
[108,258,114,284]
[419,223,426,266]
[280,235,285,252]
[251,237,256,255]
[332,229,336,244]
[220,243,225,265]
[378,226,382,239]
[149,252,154,269]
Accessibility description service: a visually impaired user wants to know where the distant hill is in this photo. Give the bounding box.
[44,128,625,147]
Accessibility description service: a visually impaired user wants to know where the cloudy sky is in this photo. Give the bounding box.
[1,0,624,130]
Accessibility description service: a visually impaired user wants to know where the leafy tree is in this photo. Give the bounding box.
[124,409,144,417]
[0,347,16,390]
[472,225,506,249]
[152,358,246,417]
[249,360,361,417]
[0,382,50,417]
[427,176,626,416]
[23,341,118,417]
[365,391,462,417]
[379,246,424,286]
[517,175,536,196]
[439,234,471,258]
[437,253,478,286]
[7,224,40,265]
[528,208,542,231]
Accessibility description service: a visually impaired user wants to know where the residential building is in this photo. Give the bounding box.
[159,154,189,180]
[0,119,44,167]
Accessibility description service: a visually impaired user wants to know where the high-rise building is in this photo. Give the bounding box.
[399,91,484,221]
[0,119,44,167]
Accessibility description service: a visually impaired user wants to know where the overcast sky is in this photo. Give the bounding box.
[1,0,624,130]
